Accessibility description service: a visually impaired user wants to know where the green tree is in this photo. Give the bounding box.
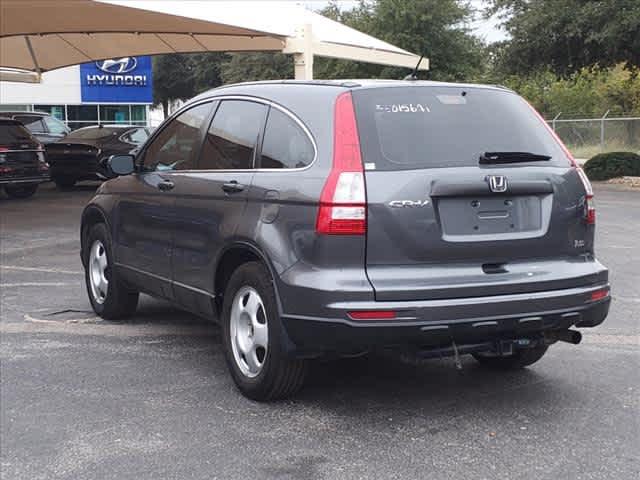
[219,53,294,85]
[152,55,196,117]
[317,0,485,81]
[487,0,640,75]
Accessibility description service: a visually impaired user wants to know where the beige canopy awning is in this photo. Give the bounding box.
[0,0,428,82]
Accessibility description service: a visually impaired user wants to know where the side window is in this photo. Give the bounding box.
[43,116,69,135]
[142,103,211,172]
[14,116,46,133]
[260,108,315,169]
[199,100,267,170]
[122,128,149,145]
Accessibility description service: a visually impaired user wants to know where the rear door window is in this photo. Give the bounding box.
[352,87,569,170]
[43,116,69,135]
[259,108,314,169]
[199,100,267,170]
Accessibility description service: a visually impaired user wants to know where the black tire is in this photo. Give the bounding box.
[84,223,138,320]
[473,346,549,370]
[54,177,76,189]
[4,183,38,198]
[221,261,307,401]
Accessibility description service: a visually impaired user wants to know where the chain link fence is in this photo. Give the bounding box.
[546,114,640,160]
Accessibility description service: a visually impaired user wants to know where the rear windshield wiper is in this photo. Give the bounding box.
[479,151,551,164]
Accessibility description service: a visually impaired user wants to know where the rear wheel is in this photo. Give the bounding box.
[4,183,38,198]
[473,345,548,370]
[84,223,138,320]
[222,261,307,401]
[54,177,76,189]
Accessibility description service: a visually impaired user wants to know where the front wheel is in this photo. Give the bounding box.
[473,345,549,370]
[4,183,38,198]
[84,223,138,320]
[222,262,307,401]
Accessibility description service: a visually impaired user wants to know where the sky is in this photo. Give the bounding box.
[299,0,508,43]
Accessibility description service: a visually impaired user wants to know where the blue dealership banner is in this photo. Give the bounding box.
[80,56,153,103]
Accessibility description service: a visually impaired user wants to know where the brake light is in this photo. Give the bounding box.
[527,101,595,225]
[316,92,366,235]
[576,167,595,224]
[0,146,9,152]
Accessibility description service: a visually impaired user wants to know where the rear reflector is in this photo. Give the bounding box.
[348,310,396,320]
[316,92,366,235]
[589,288,609,302]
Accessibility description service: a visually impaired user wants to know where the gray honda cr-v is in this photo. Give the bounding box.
[81,80,610,400]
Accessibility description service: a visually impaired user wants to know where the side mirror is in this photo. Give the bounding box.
[107,154,135,176]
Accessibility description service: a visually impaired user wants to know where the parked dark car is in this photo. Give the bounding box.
[0,118,49,198]
[81,80,610,400]
[46,125,152,188]
[0,111,70,144]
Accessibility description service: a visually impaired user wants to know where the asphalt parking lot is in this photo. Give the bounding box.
[1,182,639,480]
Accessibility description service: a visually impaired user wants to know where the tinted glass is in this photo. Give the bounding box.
[0,122,37,147]
[43,116,69,135]
[143,103,210,171]
[353,87,569,171]
[199,100,266,170]
[260,108,314,169]
[14,116,46,133]
[67,127,119,140]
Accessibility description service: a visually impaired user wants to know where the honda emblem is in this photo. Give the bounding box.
[487,175,508,193]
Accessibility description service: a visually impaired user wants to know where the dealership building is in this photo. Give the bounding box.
[0,56,153,130]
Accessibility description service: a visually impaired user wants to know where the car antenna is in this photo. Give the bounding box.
[403,55,424,81]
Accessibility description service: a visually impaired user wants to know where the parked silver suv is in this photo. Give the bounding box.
[81,80,610,400]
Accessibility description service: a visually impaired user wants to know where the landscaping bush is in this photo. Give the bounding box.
[583,152,640,181]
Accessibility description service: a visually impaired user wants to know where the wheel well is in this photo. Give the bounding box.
[81,208,107,265]
[214,247,262,313]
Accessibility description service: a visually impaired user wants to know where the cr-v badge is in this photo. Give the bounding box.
[388,200,430,208]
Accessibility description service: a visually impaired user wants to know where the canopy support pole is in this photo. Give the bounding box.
[24,36,42,82]
[293,24,313,80]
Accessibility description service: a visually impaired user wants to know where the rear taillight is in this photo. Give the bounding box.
[316,91,366,235]
[527,101,595,225]
[576,167,595,224]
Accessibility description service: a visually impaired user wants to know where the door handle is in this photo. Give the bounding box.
[157,179,175,191]
[222,181,245,194]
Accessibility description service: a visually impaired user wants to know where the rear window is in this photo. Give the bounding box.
[352,86,569,170]
[13,115,46,133]
[67,128,119,140]
[0,122,38,147]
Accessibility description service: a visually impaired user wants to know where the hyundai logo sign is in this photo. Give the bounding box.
[96,57,138,74]
[85,56,147,87]
[81,56,152,103]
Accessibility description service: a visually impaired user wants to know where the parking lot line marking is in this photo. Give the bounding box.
[0,282,75,288]
[1,265,83,275]
[24,314,99,324]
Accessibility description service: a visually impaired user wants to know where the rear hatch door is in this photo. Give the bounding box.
[352,85,601,301]
[0,122,43,178]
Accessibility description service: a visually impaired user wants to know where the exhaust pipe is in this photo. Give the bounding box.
[547,329,582,345]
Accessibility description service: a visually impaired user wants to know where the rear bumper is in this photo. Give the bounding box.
[0,174,50,185]
[279,284,611,358]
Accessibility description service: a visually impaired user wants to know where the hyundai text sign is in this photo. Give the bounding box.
[81,56,152,103]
